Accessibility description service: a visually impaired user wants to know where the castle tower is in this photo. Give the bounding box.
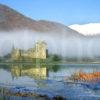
[35,41,47,59]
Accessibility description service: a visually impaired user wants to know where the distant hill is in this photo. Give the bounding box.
[0,4,83,37]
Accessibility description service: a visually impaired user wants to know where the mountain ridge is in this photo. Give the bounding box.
[0,4,83,37]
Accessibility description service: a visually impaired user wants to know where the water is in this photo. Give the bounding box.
[0,64,100,100]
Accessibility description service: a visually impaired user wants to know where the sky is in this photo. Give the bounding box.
[0,0,100,25]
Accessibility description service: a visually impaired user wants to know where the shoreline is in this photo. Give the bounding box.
[0,62,100,66]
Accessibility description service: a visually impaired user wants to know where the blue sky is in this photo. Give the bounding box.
[0,0,100,25]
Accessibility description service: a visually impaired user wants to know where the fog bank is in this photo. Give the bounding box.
[0,30,100,59]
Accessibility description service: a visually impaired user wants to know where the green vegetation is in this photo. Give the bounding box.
[0,53,100,65]
[46,54,62,62]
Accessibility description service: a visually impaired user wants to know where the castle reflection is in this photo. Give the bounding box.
[11,65,48,80]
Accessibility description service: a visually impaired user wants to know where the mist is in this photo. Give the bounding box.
[0,30,100,59]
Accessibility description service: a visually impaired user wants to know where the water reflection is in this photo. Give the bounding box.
[11,65,48,80]
[0,64,100,100]
[0,64,100,82]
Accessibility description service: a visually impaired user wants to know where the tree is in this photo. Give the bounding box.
[53,54,61,61]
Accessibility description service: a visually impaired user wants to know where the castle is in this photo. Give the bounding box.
[11,41,47,60]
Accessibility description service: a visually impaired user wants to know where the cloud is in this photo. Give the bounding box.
[69,23,100,35]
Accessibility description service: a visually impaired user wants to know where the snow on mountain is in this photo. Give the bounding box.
[69,23,100,36]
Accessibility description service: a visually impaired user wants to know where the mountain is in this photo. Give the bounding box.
[69,23,100,36]
[0,4,83,37]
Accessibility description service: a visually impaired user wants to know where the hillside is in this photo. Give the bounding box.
[0,4,83,37]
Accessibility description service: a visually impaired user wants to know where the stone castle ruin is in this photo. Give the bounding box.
[11,41,47,60]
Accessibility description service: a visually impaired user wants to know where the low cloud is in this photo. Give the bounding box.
[0,30,100,59]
